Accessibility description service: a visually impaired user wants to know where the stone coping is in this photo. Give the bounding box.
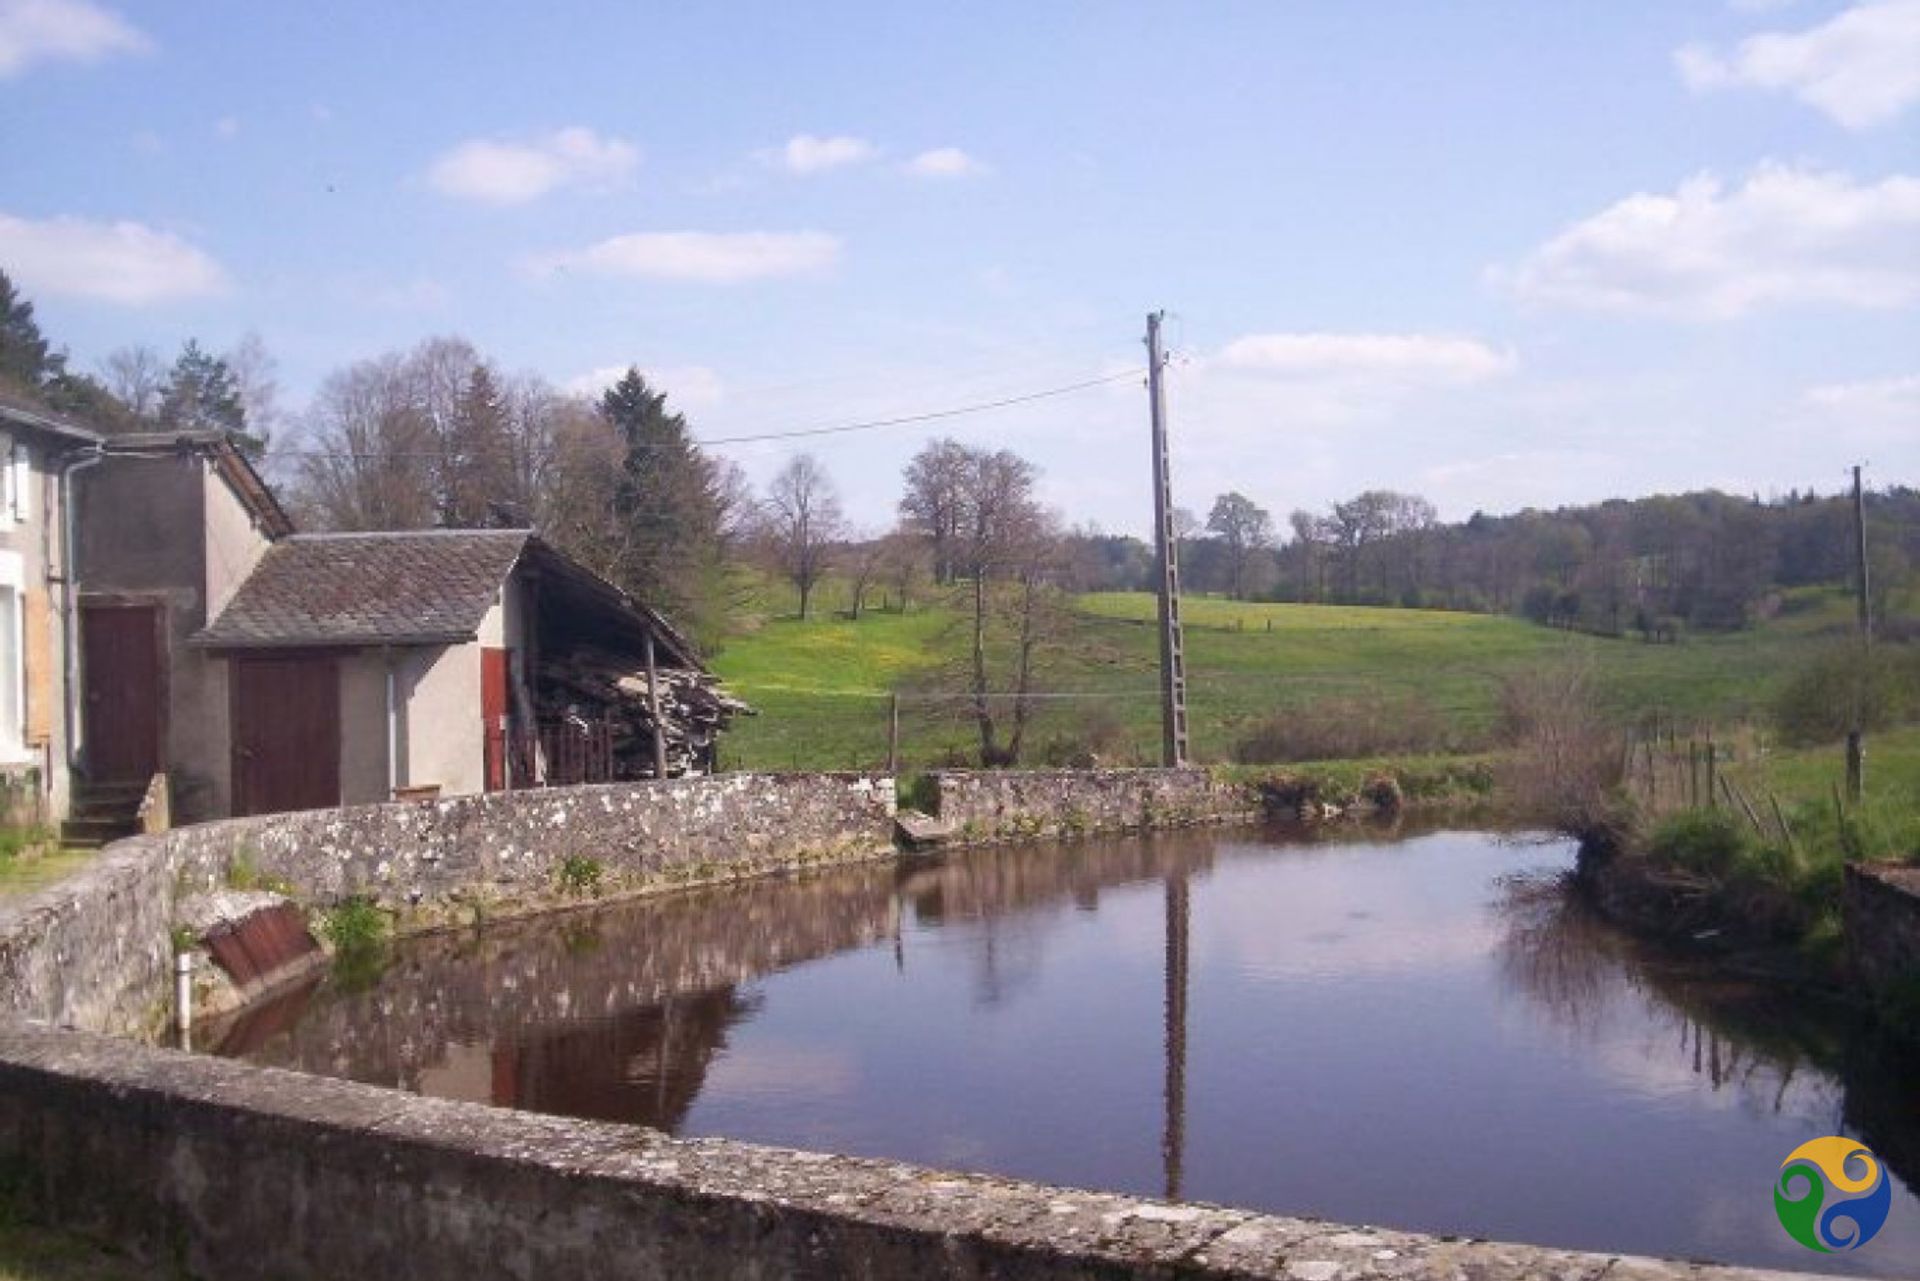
[0,1024,1829,1281]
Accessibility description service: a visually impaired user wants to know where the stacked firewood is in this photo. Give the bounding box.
[536,646,753,777]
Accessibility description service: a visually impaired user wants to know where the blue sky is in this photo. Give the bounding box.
[3,1,1916,534]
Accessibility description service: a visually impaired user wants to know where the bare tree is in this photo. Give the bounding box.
[224,332,281,446]
[877,528,929,612]
[98,345,167,422]
[842,532,888,620]
[899,437,971,584]
[295,353,438,530]
[765,453,845,619]
[928,445,1057,766]
[1207,491,1274,600]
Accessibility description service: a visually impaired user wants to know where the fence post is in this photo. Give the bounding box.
[1705,735,1717,809]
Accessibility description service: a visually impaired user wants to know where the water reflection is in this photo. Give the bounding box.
[1494,871,1919,1204]
[214,827,1920,1276]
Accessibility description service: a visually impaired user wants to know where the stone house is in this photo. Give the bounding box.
[72,432,728,823]
[0,397,106,825]
[71,431,293,826]
[190,527,712,816]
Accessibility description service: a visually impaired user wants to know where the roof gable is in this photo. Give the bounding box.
[195,530,530,649]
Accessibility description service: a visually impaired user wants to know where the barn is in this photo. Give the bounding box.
[191,529,744,816]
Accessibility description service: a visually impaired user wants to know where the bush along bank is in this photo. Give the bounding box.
[1216,754,1498,823]
[1575,780,1920,1044]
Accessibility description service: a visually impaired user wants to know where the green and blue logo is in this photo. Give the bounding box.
[1775,1137,1891,1253]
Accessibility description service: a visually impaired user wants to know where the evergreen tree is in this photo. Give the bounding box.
[0,269,61,392]
[443,364,516,527]
[599,368,723,637]
[158,339,247,434]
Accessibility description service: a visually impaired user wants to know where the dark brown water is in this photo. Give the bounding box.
[215,827,1920,1276]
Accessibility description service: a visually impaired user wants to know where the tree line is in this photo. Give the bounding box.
[1082,485,1918,637]
[7,266,1911,657]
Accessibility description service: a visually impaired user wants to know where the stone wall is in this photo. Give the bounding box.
[932,767,1256,842]
[166,771,897,912]
[0,1024,1814,1281]
[1844,862,1920,992]
[0,773,897,1038]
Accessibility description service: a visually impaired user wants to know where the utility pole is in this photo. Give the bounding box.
[1146,312,1190,767]
[1847,464,1871,802]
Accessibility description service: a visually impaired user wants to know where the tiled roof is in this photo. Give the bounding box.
[195,530,530,648]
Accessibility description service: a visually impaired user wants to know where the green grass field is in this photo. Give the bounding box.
[710,579,1884,772]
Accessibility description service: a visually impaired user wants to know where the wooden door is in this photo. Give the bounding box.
[81,603,164,782]
[482,647,509,791]
[231,653,340,816]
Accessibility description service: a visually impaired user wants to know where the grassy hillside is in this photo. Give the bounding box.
[709,581,1884,772]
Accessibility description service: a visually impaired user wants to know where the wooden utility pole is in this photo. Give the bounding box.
[1847,464,1870,802]
[1146,312,1190,767]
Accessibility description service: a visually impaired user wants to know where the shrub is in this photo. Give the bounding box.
[1360,773,1404,813]
[319,897,387,953]
[896,772,940,815]
[557,855,605,898]
[1231,692,1462,764]
[1771,643,1920,746]
[1492,661,1625,844]
[1037,705,1132,768]
[1648,809,1751,878]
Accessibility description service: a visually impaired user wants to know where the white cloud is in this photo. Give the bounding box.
[426,127,639,205]
[1675,0,1920,128]
[1495,163,1920,318]
[0,0,146,78]
[1212,333,1516,384]
[1805,372,1920,409]
[566,363,724,410]
[905,147,986,178]
[1802,374,1920,444]
[773,134,877,175]
[0,212,227,305]
[214,116,239,140]
[528,230,841,284]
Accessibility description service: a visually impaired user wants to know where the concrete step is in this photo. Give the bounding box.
[60,816,138,847]
[71,796,143,820]
[894,810,959,850]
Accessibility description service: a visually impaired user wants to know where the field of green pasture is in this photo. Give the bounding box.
[710,578,1876,772]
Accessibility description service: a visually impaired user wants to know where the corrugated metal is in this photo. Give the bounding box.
[204,905,319,990]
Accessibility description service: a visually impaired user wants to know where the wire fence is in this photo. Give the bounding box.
[711,676,1507,775]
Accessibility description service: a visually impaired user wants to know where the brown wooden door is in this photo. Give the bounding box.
[231,653,340,816]
[81,603,164,782]
[482,647,509,791]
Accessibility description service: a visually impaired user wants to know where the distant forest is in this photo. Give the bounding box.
[1071,485,1920,636]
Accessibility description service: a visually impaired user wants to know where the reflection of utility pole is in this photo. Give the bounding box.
[1146,312,1190,767]
[1162,872,1190,1201]
[1847,464,1871,802]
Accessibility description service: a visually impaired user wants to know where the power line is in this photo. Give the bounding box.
[696,368,1144,446]
[263,366,1145,461]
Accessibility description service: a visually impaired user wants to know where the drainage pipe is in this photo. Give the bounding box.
[385,651,400,799]
[174,950,193,1046]
[57,445,104,776]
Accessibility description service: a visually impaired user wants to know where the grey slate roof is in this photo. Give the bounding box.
[195,530,530,649]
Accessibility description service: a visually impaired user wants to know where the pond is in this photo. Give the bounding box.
[212,826,1920,1276]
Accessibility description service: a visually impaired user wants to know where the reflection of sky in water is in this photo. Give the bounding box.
[233,828,1920,1277]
